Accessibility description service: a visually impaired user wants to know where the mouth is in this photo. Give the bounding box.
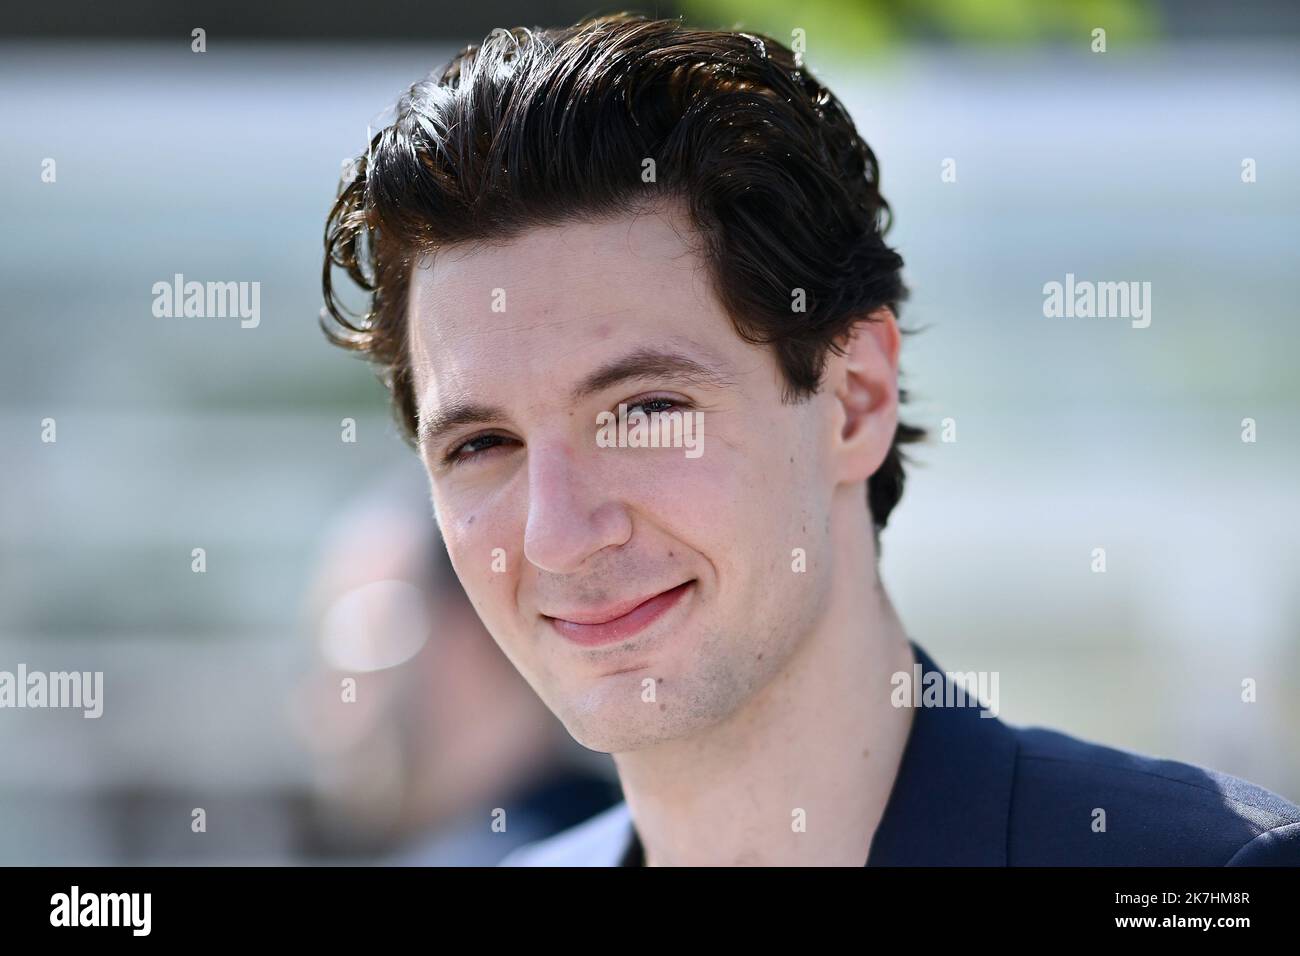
[544,581,695,647]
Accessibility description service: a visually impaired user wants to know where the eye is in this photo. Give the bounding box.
[625,395,685,416]
[444,433,516,467]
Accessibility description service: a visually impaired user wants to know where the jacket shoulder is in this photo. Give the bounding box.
[497,801,633,867]
[1007,725,1300,865]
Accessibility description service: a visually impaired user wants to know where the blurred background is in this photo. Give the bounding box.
[1,0,1297,863]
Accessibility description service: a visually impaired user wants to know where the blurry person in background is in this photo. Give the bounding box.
[292,466,620,864]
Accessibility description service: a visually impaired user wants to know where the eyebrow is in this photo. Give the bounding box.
[571,346,733,402]
[416,346,733,450]
[416,398,506,450]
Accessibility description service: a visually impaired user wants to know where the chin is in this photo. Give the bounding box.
[553,683,693,754]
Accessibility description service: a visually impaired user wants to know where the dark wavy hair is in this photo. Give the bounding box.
[322,12,923,531]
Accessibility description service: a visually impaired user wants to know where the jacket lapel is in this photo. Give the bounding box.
[866,641,1018,866]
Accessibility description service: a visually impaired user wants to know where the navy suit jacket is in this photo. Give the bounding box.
[501,641,1300,866]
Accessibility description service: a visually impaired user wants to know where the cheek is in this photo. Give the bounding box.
[677,425,818,581]
[612,433,784,556]
[432,490,523,626]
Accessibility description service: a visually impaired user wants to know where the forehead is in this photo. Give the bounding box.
[405,208,738,399]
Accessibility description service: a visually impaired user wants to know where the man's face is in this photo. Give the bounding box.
[407,205,842,753]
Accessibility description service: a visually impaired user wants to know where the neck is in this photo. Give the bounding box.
[612,489,916,866]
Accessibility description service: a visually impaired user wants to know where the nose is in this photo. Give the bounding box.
[523,439,631,575]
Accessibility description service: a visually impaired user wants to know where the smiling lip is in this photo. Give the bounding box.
[545,581,694,647]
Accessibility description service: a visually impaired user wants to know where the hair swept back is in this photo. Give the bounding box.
[322,12,924,531]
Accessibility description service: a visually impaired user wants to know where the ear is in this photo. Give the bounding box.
[829,307,900,486]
